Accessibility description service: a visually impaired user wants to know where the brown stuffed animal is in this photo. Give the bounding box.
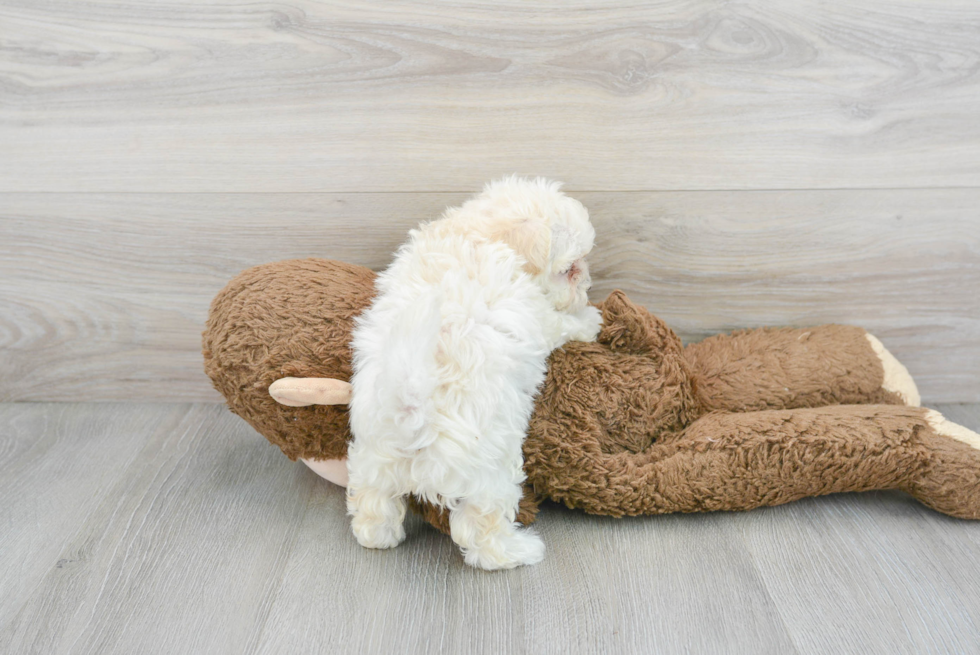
[203,258,980,533]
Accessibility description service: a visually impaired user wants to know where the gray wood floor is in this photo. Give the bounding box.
[2,402,979,655]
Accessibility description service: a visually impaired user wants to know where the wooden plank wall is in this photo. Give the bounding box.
[1,1,978,402]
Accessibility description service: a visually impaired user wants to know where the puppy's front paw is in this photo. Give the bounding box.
[464,529,545,570]
[565,305,603,343]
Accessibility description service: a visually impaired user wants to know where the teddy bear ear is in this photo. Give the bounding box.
[597,291,682,356]
[269,378,351,406]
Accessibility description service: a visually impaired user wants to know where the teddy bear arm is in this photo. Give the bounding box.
[683,324,916,413]
[596,290,683,358]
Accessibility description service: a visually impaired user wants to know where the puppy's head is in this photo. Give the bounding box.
[463,176,595,312]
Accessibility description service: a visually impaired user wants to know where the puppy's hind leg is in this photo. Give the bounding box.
[449,488,545,570]
[346,474,407,549]
[347,486,406,549]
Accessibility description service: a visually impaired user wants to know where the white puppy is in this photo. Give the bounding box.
[346,176,601,570]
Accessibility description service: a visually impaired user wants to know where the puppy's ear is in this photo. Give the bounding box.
[493,218,551,275]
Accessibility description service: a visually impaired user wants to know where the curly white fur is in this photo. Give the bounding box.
[346,177,601,570]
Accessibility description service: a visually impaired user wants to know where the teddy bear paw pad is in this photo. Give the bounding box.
[925,409,980,451]
[866,333,921,406]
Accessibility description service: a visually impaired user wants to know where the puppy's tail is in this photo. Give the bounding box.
[382,289,442,451]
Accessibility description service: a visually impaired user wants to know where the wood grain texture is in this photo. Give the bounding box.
[742,494,980,653]
[1,402,979,654]
[2,0,980,191]
[0,403,314,655]
[254,476,799,655]
[2,190,977,402]
[0,404,178,630]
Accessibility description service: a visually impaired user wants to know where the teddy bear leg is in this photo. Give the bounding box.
[664,405,979,519]
[448,491,545,570]
[684,325,915,412]
[655,405,930,512]
[538,405,966,518]
[905,410,980,519]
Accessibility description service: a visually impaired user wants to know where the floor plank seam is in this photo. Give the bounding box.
[243,472,317,655]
